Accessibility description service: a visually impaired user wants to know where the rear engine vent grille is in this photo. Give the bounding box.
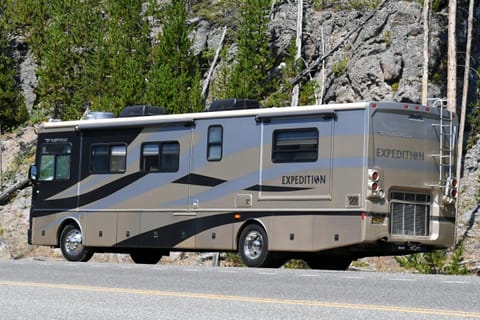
[390,192,430,237]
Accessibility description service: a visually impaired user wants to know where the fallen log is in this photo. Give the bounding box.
[0,178,30,204]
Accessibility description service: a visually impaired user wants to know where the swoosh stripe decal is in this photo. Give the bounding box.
[173,173,226,187]
[31,172,147,217]
[245,184,312,192]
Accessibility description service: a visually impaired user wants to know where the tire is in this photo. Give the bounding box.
[238,224,272,268]
[59,224,94,262]
[130,249,163,264]
[306,256,352,270]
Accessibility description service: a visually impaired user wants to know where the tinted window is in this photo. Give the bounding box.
[272,128,318,163]
[39,143,72,181]
[141,142,179,172]
[91,144,126,173]
[207,125,223,161]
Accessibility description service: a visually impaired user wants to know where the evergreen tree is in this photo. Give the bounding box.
[85,0,150,114]
[34,0,86,119]
[226,0,273,100]
[145,0,203,114]
[0,2,28,129]
[10,0,50,58]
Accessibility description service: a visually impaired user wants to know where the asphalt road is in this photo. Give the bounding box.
[0,259,479,320]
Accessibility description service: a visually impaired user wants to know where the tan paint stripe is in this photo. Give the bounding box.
[0,280,478,318]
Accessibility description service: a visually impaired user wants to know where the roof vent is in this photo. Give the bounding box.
[205,99,260,112]
[120,105,167,117]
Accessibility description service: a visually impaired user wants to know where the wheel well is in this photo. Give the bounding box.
[56,219,79,246]
[236,219,267,250]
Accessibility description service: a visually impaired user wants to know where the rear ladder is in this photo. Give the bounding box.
[429,99,456,192]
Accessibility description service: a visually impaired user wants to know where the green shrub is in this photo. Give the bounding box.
[395,243,470,275]
[391,82,399,92]
[283,259,309,269]
[333,54,349,76]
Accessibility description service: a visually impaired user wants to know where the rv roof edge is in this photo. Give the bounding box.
[38,102,374,131]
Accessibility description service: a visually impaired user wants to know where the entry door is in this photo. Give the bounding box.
[259,116,333,201]
[31,131,81,212]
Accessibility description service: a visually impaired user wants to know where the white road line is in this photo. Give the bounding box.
[256,272,277,276]
[298,274,320,278]
[442,280,468,284]
[389,278,417,282]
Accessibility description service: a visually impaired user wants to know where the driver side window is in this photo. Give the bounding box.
[39,143,72,181]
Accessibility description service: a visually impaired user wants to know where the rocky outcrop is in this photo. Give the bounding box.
[11,38,38,113]
[192,1,451,105]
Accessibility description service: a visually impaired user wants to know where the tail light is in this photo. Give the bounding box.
[367,168,385,199]
[443,177,457,204]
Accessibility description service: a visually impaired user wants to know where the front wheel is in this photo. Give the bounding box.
[59,224,94,262]
[238,224,272,268]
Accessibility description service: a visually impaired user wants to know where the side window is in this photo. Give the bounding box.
[141,142,179,172]
[90,144,127,173]
[272,128,318,163]
[39,143,72,181]
[207,125,223,161]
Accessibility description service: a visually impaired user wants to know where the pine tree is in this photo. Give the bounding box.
[0,2,28,129]
[226,0,273,100]
[145,0,203,114]
[85,0,150,114]
[34,0,86,119]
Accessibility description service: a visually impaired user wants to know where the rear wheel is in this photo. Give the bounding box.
[130,249,163,264]
[59,224,94,262]
[238,224,272,268]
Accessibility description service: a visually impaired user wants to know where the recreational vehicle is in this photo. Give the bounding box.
[28,100,457,269]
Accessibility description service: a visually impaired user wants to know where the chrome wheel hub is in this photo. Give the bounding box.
[64,229,83,256]
[243,231,263,260]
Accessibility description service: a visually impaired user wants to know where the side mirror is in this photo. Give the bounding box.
[29,165,38,183]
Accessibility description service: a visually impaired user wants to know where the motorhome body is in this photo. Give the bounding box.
[28,101,457,269]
